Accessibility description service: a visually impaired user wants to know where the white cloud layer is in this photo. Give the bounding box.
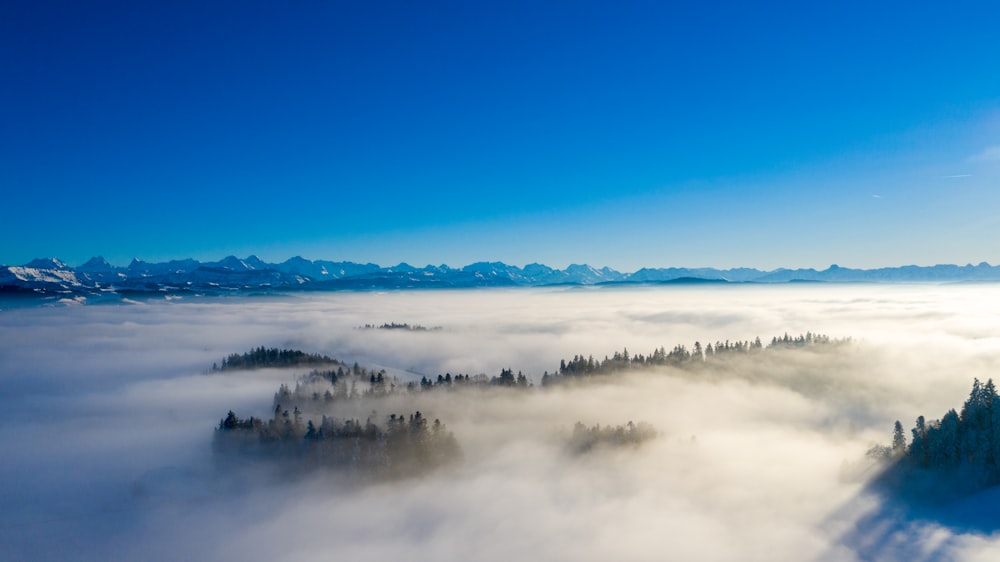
[2,285,1000,561]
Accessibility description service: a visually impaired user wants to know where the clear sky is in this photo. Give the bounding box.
[2,0,999,271]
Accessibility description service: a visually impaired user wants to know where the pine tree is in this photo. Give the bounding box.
[892,420,906,455]
[910,415,928,467]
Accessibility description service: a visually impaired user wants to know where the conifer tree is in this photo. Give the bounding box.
[892,420,906,455]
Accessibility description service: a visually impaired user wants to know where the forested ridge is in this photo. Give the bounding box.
[542,332,844,385]
[271,366,531,413]
[215,409,460,477]
[212,346,342,371]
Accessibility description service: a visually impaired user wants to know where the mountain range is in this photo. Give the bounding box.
[2,256,999,298]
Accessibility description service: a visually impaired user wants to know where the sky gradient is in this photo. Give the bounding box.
[3,1,999,270]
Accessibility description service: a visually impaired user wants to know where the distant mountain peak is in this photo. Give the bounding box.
[78,256,115,272]
[244,255,267,268]
[215,256,251,270]
[25,257,68,270]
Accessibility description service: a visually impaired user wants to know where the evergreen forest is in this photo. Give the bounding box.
[213,333,843,480]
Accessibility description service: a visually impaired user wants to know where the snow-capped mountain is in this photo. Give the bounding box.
[2,256,999,298]
[0,258,83,293]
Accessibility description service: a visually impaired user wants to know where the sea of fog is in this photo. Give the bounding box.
[2,284,1000,561]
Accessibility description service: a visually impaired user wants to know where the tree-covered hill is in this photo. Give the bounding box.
[215,409,460,478]
[870,378,1000,504]
[212,346,343,371]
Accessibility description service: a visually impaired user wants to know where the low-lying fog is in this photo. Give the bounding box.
[2,284,1000,561]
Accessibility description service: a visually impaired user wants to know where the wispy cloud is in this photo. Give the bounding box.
[942,174,972,179]
[969,145,1000,162]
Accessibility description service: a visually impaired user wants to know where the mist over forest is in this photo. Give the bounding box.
[3,284,1000,561]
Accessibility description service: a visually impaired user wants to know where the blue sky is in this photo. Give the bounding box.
[2,1,999,270]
